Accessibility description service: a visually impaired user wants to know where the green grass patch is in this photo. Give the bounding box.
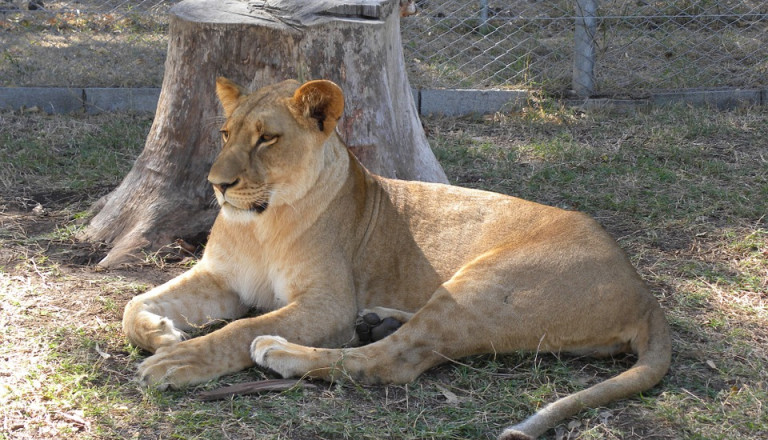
[0,112,152,197]
[432,105,768,230]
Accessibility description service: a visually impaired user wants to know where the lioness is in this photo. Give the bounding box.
[123,78,671,439]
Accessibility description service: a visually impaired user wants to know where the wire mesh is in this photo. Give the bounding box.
[593,0,768,97]
[402,0,768,96]
[1,0,767,96]
[401,0,576,92]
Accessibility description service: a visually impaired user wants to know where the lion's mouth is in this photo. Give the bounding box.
[219,200,269,215]
[250,201,269,213]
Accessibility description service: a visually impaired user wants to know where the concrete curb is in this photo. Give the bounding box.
[1,86,765,117]
[418,88,529,116]
[0,87,86,114]
[0,87,162,114]
[84,88,162,114]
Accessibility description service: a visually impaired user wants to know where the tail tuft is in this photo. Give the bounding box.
[498,429,534,440]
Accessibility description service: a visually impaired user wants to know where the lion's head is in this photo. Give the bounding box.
[209,78,345,219]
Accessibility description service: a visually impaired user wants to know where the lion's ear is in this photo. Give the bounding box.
[216,77,246,118]
[291,80,345,135]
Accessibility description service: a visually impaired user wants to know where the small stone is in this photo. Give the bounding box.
[32,203,47,216]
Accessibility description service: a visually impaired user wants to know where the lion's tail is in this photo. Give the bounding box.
[498,305,671,440]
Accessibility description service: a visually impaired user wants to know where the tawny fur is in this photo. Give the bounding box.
[123,78,671,439]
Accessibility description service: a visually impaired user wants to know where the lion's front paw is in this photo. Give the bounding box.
[250,336,308,379]
[123,310,189,353]
[250,335,288,365]
[137,340,218,389]
[145,317,189,349]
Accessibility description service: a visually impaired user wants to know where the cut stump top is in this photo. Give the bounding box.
[173,0,396,26]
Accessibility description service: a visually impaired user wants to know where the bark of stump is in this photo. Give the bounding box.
[82,0,447,268]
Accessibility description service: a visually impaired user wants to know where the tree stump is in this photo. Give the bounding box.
[82,0,447,267]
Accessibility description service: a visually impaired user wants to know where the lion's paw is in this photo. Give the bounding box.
[251,336,308,379]
[151,317,189,347]
[355,312,403,345]
[250,335,289,365]
[123,309,189,353]
[136,341,216,389]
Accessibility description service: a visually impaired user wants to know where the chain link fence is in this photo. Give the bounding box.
[402,0,768,97]
[2,0,767,97]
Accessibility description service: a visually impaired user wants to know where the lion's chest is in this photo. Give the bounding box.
[227,256,291,311]
[203,238,292,312]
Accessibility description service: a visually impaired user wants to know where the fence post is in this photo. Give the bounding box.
[573,0,597,97]
[480,0,489,34]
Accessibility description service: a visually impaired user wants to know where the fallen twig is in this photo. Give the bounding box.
[196,379,317,401]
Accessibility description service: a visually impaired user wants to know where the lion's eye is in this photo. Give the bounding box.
[258,134,278,146]
[220,130,230,142]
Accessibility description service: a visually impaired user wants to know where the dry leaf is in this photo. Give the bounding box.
[434,384,460,405]
[95,344,111,359]
[57,411,89,432]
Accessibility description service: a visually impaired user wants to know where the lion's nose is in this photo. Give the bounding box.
[212,178,239,194]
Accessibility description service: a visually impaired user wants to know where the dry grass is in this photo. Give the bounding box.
[1,1,170,87]
[1,103,767,439]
